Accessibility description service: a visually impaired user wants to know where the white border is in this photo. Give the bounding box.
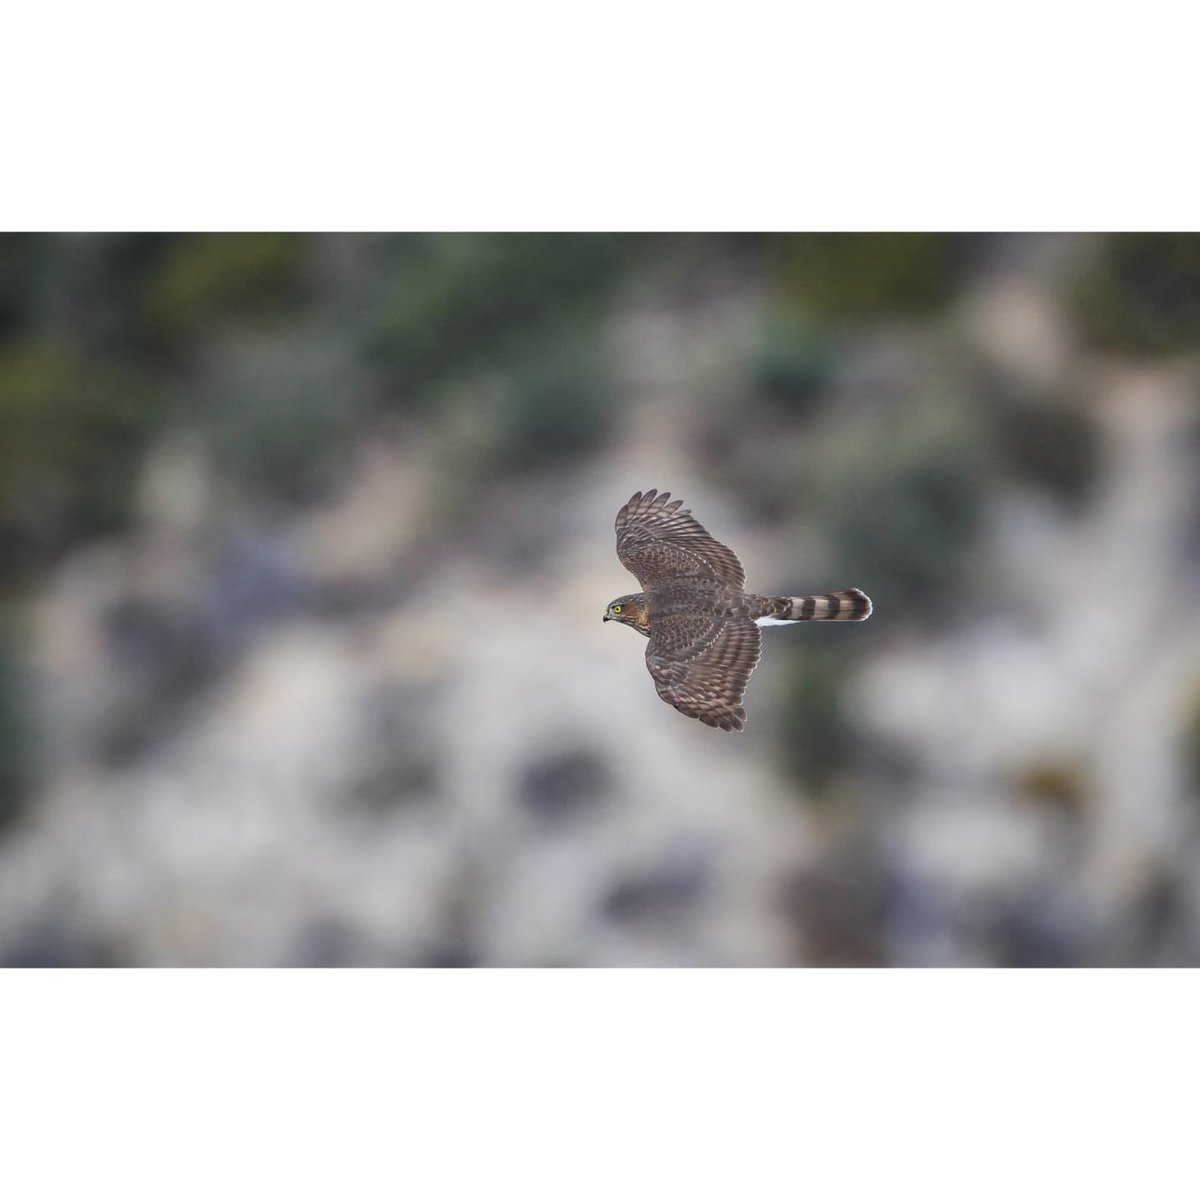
[4,6,1195,230]
[4,969,1197,1198]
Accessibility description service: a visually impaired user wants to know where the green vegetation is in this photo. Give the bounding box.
[489,332,615,472]
[992,398,1100,508]
[0,234,648,567]
[0,234,51,342]
[820,411,985,624]
[0,612,33,831]
[182,327,371,506]
[772,233,968,322]
[775,644,855,795]
[0,340,165,569]
[1074,233,1200,358]
[366,233,647,402]
[976,363,1103,509]
[748,311,840,420]
[147,233,311,345]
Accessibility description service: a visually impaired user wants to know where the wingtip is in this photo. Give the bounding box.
[701,707,746,732]
[627,488,681,509]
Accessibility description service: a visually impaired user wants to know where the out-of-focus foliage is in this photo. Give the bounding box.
[775,644,854,794]
[182,328,372,505]
[773,232,967,320]
[748,312,840,420]
[0,340,164,567]
[819,411,986,624]
[489,333,615,472]
[0,234,646,566]
[983,383,1102,509]
[366,233,648,400]
[1074,232,1200,357]
[0,612,33,831]
[0,234,50,342]
[148,233,310,344]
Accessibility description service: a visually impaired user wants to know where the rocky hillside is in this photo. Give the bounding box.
[2,233,1199,965]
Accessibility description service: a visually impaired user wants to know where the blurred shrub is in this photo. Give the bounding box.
[1073,233,1200,357]
[820,416,985,623]
[0,611,34,832]
[147,234,310,344]
[998,405,1099,508]
[693,423,809,525]
[1015,759,1088,817]
[0,234,51,343]
[0,341,165,569]
[748,311,840,420]
[426,329,618,529]
[37,235,180,360]
[772,233,967,322]
[490,333,614,473]
[185,328,370,505]
[692,309,839,522]
[366,233,647,399]
[982,381,1102,509]
[775,644,854,794]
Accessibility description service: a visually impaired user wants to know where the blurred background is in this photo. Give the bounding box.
[2,232,1199,966]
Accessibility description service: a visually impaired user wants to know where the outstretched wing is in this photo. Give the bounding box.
[615,489,746,590]
[645,612,762,732]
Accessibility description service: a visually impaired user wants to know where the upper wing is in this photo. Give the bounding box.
[645,611,762,732]
[615,489,746,590]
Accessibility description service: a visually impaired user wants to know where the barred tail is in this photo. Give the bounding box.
[753,588,873,624]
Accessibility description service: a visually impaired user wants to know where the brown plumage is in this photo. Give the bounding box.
[604,489,872,732]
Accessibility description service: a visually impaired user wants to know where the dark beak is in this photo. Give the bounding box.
[602,614,609,622]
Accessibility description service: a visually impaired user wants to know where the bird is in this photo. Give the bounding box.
[603,489,872,732]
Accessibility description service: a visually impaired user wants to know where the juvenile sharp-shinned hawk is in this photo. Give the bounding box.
[603,489,872,732]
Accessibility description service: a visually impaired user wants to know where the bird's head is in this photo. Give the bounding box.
[603,593,650,635]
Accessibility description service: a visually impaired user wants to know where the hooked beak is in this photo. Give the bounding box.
[602,613,610,622]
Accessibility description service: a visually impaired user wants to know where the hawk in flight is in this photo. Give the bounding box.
[604,489,872,732]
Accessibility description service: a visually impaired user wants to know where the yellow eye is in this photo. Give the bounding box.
[611,604,623,614]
